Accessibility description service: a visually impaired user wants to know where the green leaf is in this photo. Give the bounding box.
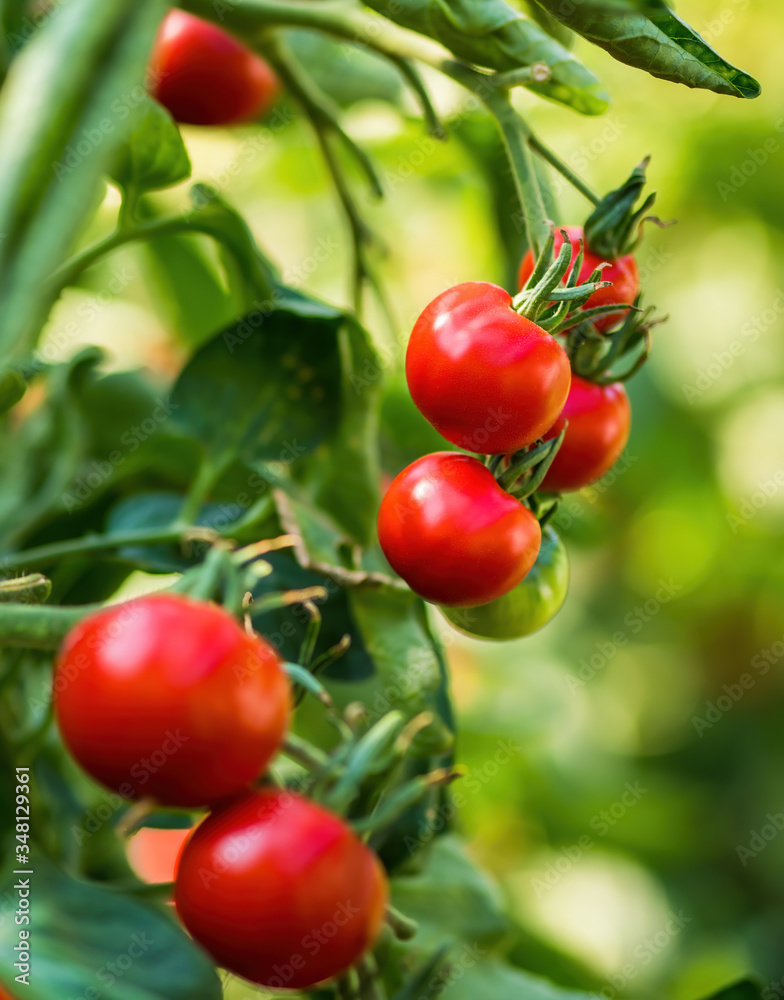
[109,97,191,196]
[139,212,236,347]
[0,857,222,1000]
[386,837,602,1000]
[443,960,601,1000]
[0,367,25,413]
[286,30,404,108]
[0,349,101,546]
[182,184,276,310]
[390,835,510,950]
[294,316,382,545]
[362,0,609,115]
[533,0,761,99]
[171,290,343,468]
[703,982,764,1000]
[0,0,167,362]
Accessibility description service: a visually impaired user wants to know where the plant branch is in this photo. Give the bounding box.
[0,602,103,649]
[0,526,218,574]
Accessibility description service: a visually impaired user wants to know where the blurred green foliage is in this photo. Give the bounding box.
[43,1,784,995]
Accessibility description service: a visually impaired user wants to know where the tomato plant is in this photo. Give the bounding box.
[54,594,291,808]
[0,0,763,998]
[175,789,389,988]
[378,452,542,607]
[406,282,571,454]
[518,225,639,332]
[440,526,568,640]
[541,377,632,493]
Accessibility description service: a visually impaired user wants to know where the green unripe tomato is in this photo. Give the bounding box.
[439,526,568,641]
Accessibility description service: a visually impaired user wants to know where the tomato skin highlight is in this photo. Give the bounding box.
[541,377,631,492]
[377,452,541,608]
[518,226,639,332]
[440,526,568,640]
[54,594,290,808]
[405,282,571,454]
[150,11,279,126]
[174,789,389,988]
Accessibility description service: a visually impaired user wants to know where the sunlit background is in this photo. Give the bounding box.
[42,1,784,995]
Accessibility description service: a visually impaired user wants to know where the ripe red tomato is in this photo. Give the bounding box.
[540,377,631,492]
[378,452,541,607]
[175,789,388,988]
[54,594,290,808]
[440,526,568,641]
[405,282,571,454]
[150,11,279,126]
[518,226,639,332]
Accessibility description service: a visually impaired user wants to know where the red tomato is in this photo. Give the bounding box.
[150,11,279,126]
[127,826,193,884]
[175,789,388,988]
[540,377,631,492]
[405,282,571,454]
[518,226,639,333]
[377,452,541,607]
[54,594,290,808]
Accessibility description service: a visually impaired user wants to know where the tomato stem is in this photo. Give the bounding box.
[385,904,419,941]
[0,526,217,573]
[281,732,332,772]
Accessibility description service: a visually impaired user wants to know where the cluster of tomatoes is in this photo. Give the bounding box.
[378,225,643,640]
[54,594,388,990]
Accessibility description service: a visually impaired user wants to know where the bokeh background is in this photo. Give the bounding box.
[43,1,784,995]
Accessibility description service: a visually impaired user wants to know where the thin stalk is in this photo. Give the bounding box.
[527,133,601,206]
[0,602,103,649]
[0,526,194,573]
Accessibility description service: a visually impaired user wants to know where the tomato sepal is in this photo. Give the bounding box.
[584,157,672,258]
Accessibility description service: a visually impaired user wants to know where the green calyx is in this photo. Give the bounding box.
[567,296,668,384]
[584,157,672,259]
[512,226,635,335]
[490,425,567,504]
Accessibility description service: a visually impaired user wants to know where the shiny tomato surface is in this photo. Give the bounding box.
[440,525,568,640]
[175,789,388,989]
[377,452,541,607]
[54,594,290,808]
[541,377,631,492]
[150,11,279,126]
[405,282,571,454]
[518,226,639,332]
